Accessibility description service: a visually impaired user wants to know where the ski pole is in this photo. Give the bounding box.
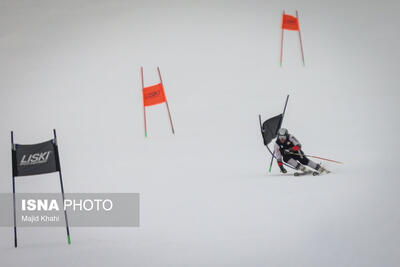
[286,151,343,164]
[306,155,343,164]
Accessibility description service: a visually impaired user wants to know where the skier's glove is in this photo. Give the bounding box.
[279,165,287,173]
[278,161,287,173]
[290,145,301,153]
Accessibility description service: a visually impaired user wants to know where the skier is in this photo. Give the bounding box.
[274,128,327,175]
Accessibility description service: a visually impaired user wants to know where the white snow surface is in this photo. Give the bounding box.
[0,0,399,266]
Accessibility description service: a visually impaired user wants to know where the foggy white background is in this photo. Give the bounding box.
[0,0,399,266]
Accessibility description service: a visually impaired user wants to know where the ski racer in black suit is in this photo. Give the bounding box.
[274,128,327,174]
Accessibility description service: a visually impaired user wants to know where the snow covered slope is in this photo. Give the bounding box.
[0,0,399,266]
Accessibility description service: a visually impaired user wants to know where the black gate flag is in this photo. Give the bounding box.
[13,140,59,177]
[261,114,283,146]
[11,130,70,248]
[259,95,292,173]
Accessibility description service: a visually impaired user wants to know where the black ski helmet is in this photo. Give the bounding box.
[277,128,288,139]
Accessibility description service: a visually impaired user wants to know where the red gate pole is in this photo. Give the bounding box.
[296,10,306,66]
[157,67,175,135]
[141,67,148,137]
[280,10,285,67]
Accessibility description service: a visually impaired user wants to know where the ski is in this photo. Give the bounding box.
[294,170,325,176]
[317,165,331,175]
[294,170,313,176]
